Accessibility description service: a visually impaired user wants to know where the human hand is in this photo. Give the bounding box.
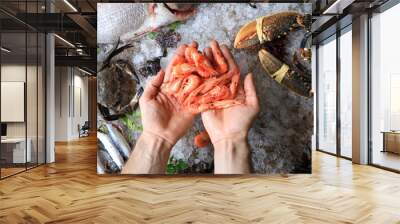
[201,40,260,174]
[123,44,197,174]
[139,44,198,146]
[202,41,260,144]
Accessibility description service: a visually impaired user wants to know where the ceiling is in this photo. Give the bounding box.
[0,0,98,73]
[1,0,393,73]
[310,0,391,44]
[1,32,45,64]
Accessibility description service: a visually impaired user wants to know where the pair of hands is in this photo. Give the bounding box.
[123,41,259,174]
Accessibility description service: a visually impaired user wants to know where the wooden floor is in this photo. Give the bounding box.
[1,167,26,178]
[373,150,400,171]
[0,136,400,223]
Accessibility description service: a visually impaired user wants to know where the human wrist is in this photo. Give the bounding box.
[214,136,249,157]
[141,130,176,149]
[140,131,174,153]
[213,135,250,174]
[210,131,248,145]
[122,131,173,174]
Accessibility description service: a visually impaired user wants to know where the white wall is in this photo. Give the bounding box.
[72,73,89,138]
[55,66,68,141]
[1,65,40,138]
[46,32,55,163]
[311,45,317,151]
[1,65,26,138]
[1,64,46,164]
[54,67,89,141]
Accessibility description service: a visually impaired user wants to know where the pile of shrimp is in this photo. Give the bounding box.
[161,42,242,114]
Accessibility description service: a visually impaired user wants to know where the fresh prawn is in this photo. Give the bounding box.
[165,55,186,82]
[172,63,197,78]
[194,130,211,148]
[210,41,228,74]
[229,73,240,96]
[166,78,184,95]
[181,68,234,106]
[187,99,243,114]
[185,46,218,77]
[195,85,231,104]
[163,44,243,115]
[177,75,202,103]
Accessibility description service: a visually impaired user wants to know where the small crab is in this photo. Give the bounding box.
[97,42,142,121]
[234,11,312,98]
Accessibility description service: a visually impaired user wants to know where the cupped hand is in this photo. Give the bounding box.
[202,41,260,144]
[139,43,198,146]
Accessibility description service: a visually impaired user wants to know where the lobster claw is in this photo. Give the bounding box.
[234,12,308,49]
[235,12,312,98]
[259,49,311,98]
[233,15,275,49]
[234,15,277,49]
[234,20,259,49]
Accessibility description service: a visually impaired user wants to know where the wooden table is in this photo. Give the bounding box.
[1,138,32,165]
[381,131,400,154]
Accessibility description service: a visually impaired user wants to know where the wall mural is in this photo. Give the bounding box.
[97,3,313,175]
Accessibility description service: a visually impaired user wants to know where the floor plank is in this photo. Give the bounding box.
[0,135,399,224]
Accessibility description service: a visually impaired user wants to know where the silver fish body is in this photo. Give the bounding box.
[97,154,107,174]
[106,124,132,161]
[98,146,120,174]
[97,132,124,171]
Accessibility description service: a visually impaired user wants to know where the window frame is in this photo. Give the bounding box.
[315,24,353,161]
[0,0,48,180]
[367,0,400,173]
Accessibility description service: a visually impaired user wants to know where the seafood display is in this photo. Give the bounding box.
[98,3,196,44]
[120,3,196,43]
[97,37,161,173]
[98,132,125,173]
[98,3,313,174]
[234,11,312,98]
[161,43,242,114]
[194,131,211,148]
[97,42,140,120]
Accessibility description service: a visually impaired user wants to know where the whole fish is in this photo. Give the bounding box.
[98,3,195,44]
[98,145,120,174]
[106,123,132,161]
[120,3,195,43]
[97,132,124,171]
[97,154,107,174]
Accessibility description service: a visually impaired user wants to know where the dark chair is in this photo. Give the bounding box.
[78,121,90,138]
